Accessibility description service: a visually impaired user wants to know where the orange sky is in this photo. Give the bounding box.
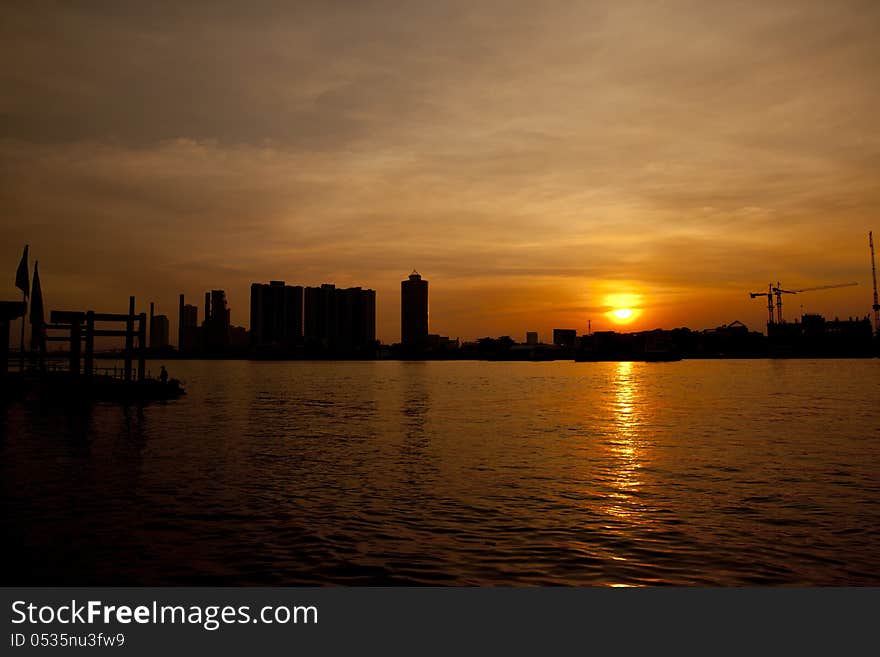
[2,1,879,343]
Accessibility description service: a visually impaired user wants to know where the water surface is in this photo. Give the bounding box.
[2,359,879,585]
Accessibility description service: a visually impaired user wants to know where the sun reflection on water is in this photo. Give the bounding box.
[606,361,644,520]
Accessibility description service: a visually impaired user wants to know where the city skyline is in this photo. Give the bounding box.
[2,1,879,342]
[5,257,878,347]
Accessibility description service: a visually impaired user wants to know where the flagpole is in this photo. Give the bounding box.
[15,243,29,373]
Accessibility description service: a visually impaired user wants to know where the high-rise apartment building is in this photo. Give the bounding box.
[304,284,376,354]
[250,281,303,349]
[304,284,338,349]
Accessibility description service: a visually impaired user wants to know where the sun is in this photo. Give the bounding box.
[601,291,643,325]
[605,305,641,325]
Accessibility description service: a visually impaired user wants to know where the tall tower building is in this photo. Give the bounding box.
[401,271,428,347]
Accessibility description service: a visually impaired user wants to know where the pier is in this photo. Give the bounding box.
[4,296,183,403]
[46,296,147,382]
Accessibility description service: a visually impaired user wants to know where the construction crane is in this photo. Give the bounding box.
[750,281,857,324]
[749,284,776,325]
[870,231,880,333]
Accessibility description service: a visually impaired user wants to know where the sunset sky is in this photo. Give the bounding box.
[2,1,879,343]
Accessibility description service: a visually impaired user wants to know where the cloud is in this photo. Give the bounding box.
[2,1,878,339]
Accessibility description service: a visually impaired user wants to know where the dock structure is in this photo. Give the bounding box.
[0,301,27,380]
[46,296,147,382]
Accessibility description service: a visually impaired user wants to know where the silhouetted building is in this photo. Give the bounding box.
[526,331,538,346]
[460,336,516,359]
[335,287,376,354]
[577,329,681,361]
[426,333,459,353]
[229,325,249,349]
[203,289,230,351]
[148,302,170,350]
[250,281,303,350]
[693,320,766,357]
[553,329,578,348]
[304,284,376,355]
[304,284,338,350]
[768,313,873,356]
[178,296,198,352]
[150,315,170,349]
[401,271,428,347]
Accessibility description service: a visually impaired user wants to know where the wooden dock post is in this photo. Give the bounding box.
[137,312,146,382]
[124,296,134,382]
[69,317,81,377]
[84,310,95,379]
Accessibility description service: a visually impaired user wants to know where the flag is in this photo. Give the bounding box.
[30,261,45,352]
[15,244,29,298]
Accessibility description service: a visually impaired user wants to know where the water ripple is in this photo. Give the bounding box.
[2,359,879,585]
